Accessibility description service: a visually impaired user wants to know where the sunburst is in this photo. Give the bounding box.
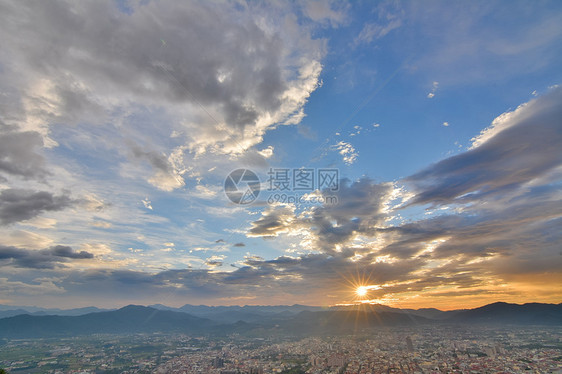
[356,286,368,297]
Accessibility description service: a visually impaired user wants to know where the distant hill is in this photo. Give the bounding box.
[173,303,324,315]
[150,303,327,323]
[329,303,455,320]
[0,305,216,338]
[0,305,111,318]
[445,302,562,325]
[0,309,31,319]
[0,302,560,339]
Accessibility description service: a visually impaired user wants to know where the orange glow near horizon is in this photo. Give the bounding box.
[335,272,562,311]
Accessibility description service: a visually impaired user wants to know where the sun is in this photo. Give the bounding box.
[356,286,368,297]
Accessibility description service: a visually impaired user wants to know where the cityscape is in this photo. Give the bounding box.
[1,325,561,373]
[1,302,561,373]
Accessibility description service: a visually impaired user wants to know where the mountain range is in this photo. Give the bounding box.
[0,302,560,339]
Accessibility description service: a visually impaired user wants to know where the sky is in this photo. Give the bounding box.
[0,0,561,310]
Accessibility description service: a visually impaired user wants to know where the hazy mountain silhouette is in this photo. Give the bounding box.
[445,302,562,325]
[0,306,110,318]
[0,305,215,338]
[0,302,560,339]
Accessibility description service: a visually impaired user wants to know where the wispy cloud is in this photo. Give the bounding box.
[331,141,358,165]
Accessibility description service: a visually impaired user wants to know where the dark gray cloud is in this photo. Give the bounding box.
[16,251,423,304]
[248,205,297,238]
[308,178,394,251]
[0,129,48,180]
[129,144,172,174]
[48,245,94,259]
[406,86,562,207]
[249,178,395,252]
[0,245,93,269]
[0,189,74,225]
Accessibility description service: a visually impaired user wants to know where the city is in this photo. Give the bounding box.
[1,326,561,373]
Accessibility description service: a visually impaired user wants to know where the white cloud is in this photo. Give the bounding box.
[355,20,402,45]
[0,229,54,249]
[331,141,358,165]
[257,146,274,159]
[91,221,112,229]
[0,0,327,193]
[0,277,65,296]
[301,0,348,27]
[79,243,112,256]
[469,90,551,149]
[354,2,403,46]
[194,184,219,199]
[427,81,439,98]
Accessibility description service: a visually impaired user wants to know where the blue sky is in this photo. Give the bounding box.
[0,0,561,309]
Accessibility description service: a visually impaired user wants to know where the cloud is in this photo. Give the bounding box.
[0,0,325,161]
[427,81,439,99]
[248,178,397,252]
[354,1,403,46]
[2,86,558,307]
[193,184,219,199]
[240,86,562,304]
[301,0,348,27]
[406,86,562,206]
[257,146,274,159]
[0,129,48,180]
[129,143,185,191]
[408,2,562,84]
[0,230,54,249]
[205,255,226,268]
[331,141,358,165]
[248,204,298,238]
[0,245,93,269]
[355,20,402,45]
[0,1,559,308]
[0,277,65,296]
[22,251,423,305]
[0,189,74,225]
[91,221,112,229]
[233,242,246,247]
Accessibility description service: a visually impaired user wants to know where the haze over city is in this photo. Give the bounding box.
[0,0,561,312]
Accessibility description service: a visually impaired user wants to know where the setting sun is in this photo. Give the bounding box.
[356,286,368,297]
